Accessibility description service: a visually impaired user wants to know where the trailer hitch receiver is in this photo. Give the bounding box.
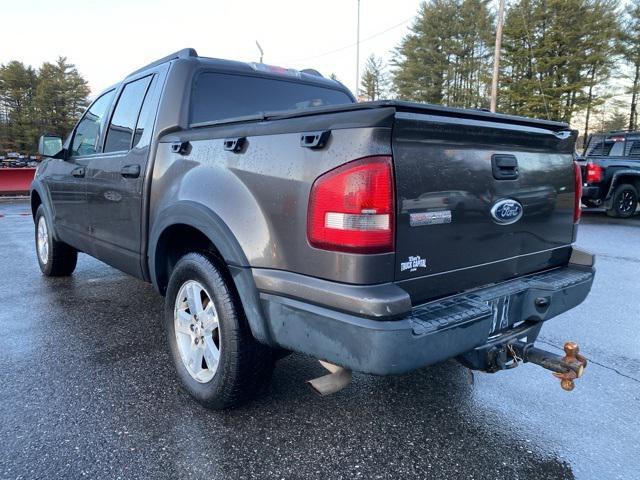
[509,341,588,391]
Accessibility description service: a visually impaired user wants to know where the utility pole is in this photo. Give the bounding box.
[356,0,361,98]
[490,0,506,113]
[256,41,264,64]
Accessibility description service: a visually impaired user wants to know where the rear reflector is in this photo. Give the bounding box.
[574,161,582,224]
[308,156,394,253]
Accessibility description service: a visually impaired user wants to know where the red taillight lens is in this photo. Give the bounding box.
[585,162,603,184]
[308,155,394,253]
[574,161,582,224]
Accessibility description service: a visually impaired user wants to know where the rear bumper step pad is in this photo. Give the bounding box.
[260,257,594,375]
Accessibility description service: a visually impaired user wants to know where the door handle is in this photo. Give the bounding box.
[300,130,331,149]
[491,154,519,180]
[171,141,191,155]
[71,167,85,178]
[121,164,141,178]
[223,137,246,153]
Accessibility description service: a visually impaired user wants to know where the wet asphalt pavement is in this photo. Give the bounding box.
[0,198,638,480]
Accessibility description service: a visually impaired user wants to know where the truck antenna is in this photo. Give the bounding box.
[255,41,264,64]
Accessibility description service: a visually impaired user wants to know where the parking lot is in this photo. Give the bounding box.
[0,198,638,480]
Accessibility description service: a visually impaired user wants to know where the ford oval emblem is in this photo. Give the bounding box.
[490,199,523,225]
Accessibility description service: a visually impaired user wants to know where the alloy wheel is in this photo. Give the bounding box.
[618,191,637,214]
[37,216,49,265]
[173,280,221,383]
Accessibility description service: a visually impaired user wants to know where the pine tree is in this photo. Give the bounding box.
[622,0,640,130]
[392,0,494,108]
[500,0,620,123]
[601,110,629,132]
[0,61,38,152]
[360,55,388,101]
[0,57,89,154]
[592,99,629,132]
[34,57,90,139]
[580,0,621,140]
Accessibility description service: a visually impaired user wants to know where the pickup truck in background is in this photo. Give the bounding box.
[32,49,594,409]
[577,131,640,217]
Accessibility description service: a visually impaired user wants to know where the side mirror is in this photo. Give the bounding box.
[38,135,63,158]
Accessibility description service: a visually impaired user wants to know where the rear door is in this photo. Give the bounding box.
[84,72,161,277]
[392,111,577,303]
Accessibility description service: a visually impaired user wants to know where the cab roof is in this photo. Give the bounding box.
[126,47,345,91]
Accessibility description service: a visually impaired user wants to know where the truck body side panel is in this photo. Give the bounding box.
[149,117,396,285]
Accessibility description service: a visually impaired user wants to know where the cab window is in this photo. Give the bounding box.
[104,76,152,153]
[71,90,115,157]
[190,72,353,124]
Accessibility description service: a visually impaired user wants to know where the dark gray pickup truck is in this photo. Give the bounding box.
[32,49,594,408]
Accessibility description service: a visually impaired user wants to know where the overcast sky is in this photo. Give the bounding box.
[3,0,424,96]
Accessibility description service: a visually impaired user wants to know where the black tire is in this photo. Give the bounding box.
[164,252,274,409]
[606,184,638,218]
[34,205,78,276]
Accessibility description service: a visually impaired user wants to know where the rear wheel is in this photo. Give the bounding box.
[164,252,274,409]
[607,184,638,218]
[35,205,77,276]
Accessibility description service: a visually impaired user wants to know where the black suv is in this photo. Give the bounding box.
[578,131,640,217]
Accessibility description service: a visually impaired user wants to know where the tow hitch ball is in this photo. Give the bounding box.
[505,341,588,391]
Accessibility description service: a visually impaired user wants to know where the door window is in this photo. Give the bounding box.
[104,76,152,153]
[71,90,115,156]
[132,75,158,149]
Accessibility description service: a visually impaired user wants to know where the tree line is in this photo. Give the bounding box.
[3,1,639,155]
[360,0,640,138]
[0,57,90,155]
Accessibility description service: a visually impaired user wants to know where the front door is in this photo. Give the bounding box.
[47,90,115,251]
[84,74,160,277]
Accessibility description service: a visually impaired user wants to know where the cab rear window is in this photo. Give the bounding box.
[586,140,614,156]
[190,72,353,124]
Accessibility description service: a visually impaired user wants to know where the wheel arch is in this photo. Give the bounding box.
[148,201,274,345]
[30,179,50,220]
[605,170,640,200]
[30,190,42,220]
[30,181,60,240]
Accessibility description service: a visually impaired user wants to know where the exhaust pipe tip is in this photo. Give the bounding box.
[307,361,352,396]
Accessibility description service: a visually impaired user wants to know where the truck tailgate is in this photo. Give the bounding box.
[392,110,577,304]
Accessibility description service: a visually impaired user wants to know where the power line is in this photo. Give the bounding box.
[288,17,412,64]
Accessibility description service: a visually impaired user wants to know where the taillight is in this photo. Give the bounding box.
[308,155,394,253]
[574,161,582,224]
[585,162,603,184]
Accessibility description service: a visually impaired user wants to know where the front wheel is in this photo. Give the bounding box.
[164,252,274,409]
[607,184,638,218]
[34,205,78,276]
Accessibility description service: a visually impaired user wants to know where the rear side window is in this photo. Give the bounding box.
[586,141,614,157]
[71,90,115,156]
[609,141,625,157]
[190,72,353,124]
[626,139,640,157]
[104,76,152,153]
[132,75,159,149]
